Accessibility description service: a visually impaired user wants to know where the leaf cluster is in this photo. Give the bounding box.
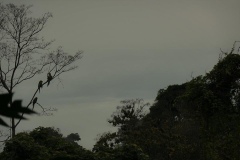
[0,93,36,127]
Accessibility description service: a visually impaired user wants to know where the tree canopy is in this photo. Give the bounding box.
[94,52,240,160]
[0,127,94,160]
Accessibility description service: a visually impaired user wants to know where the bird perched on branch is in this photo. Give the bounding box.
[47,73,53,86]
[38,80,43,93]
[33,97,38,109]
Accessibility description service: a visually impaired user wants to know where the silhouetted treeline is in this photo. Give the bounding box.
[1,52,240,159]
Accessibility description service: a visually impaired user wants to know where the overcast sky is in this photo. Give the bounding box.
[1,0,240,149]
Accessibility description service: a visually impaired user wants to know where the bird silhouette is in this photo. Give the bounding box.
[38,80,43,93]
[33,97,38,109]
[47,73,53,86]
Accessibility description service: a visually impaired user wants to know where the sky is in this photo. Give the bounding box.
[1,0,240,149]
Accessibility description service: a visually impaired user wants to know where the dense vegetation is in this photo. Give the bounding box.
[0,127,94,160]
[91,53,240,160]
[1,52,240,159]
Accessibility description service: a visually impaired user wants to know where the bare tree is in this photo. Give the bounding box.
[0,3,82,137]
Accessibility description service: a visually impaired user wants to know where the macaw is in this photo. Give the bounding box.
[47,73,53,86]
[38,80,43,93]
[33,97,38,109]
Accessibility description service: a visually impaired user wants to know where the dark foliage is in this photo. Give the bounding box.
[95,52,240,160]
[0,127,94,160]
[0,93,36,127]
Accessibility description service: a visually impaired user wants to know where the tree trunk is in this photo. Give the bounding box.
[10,91,16,138]
[11,117,15,137]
